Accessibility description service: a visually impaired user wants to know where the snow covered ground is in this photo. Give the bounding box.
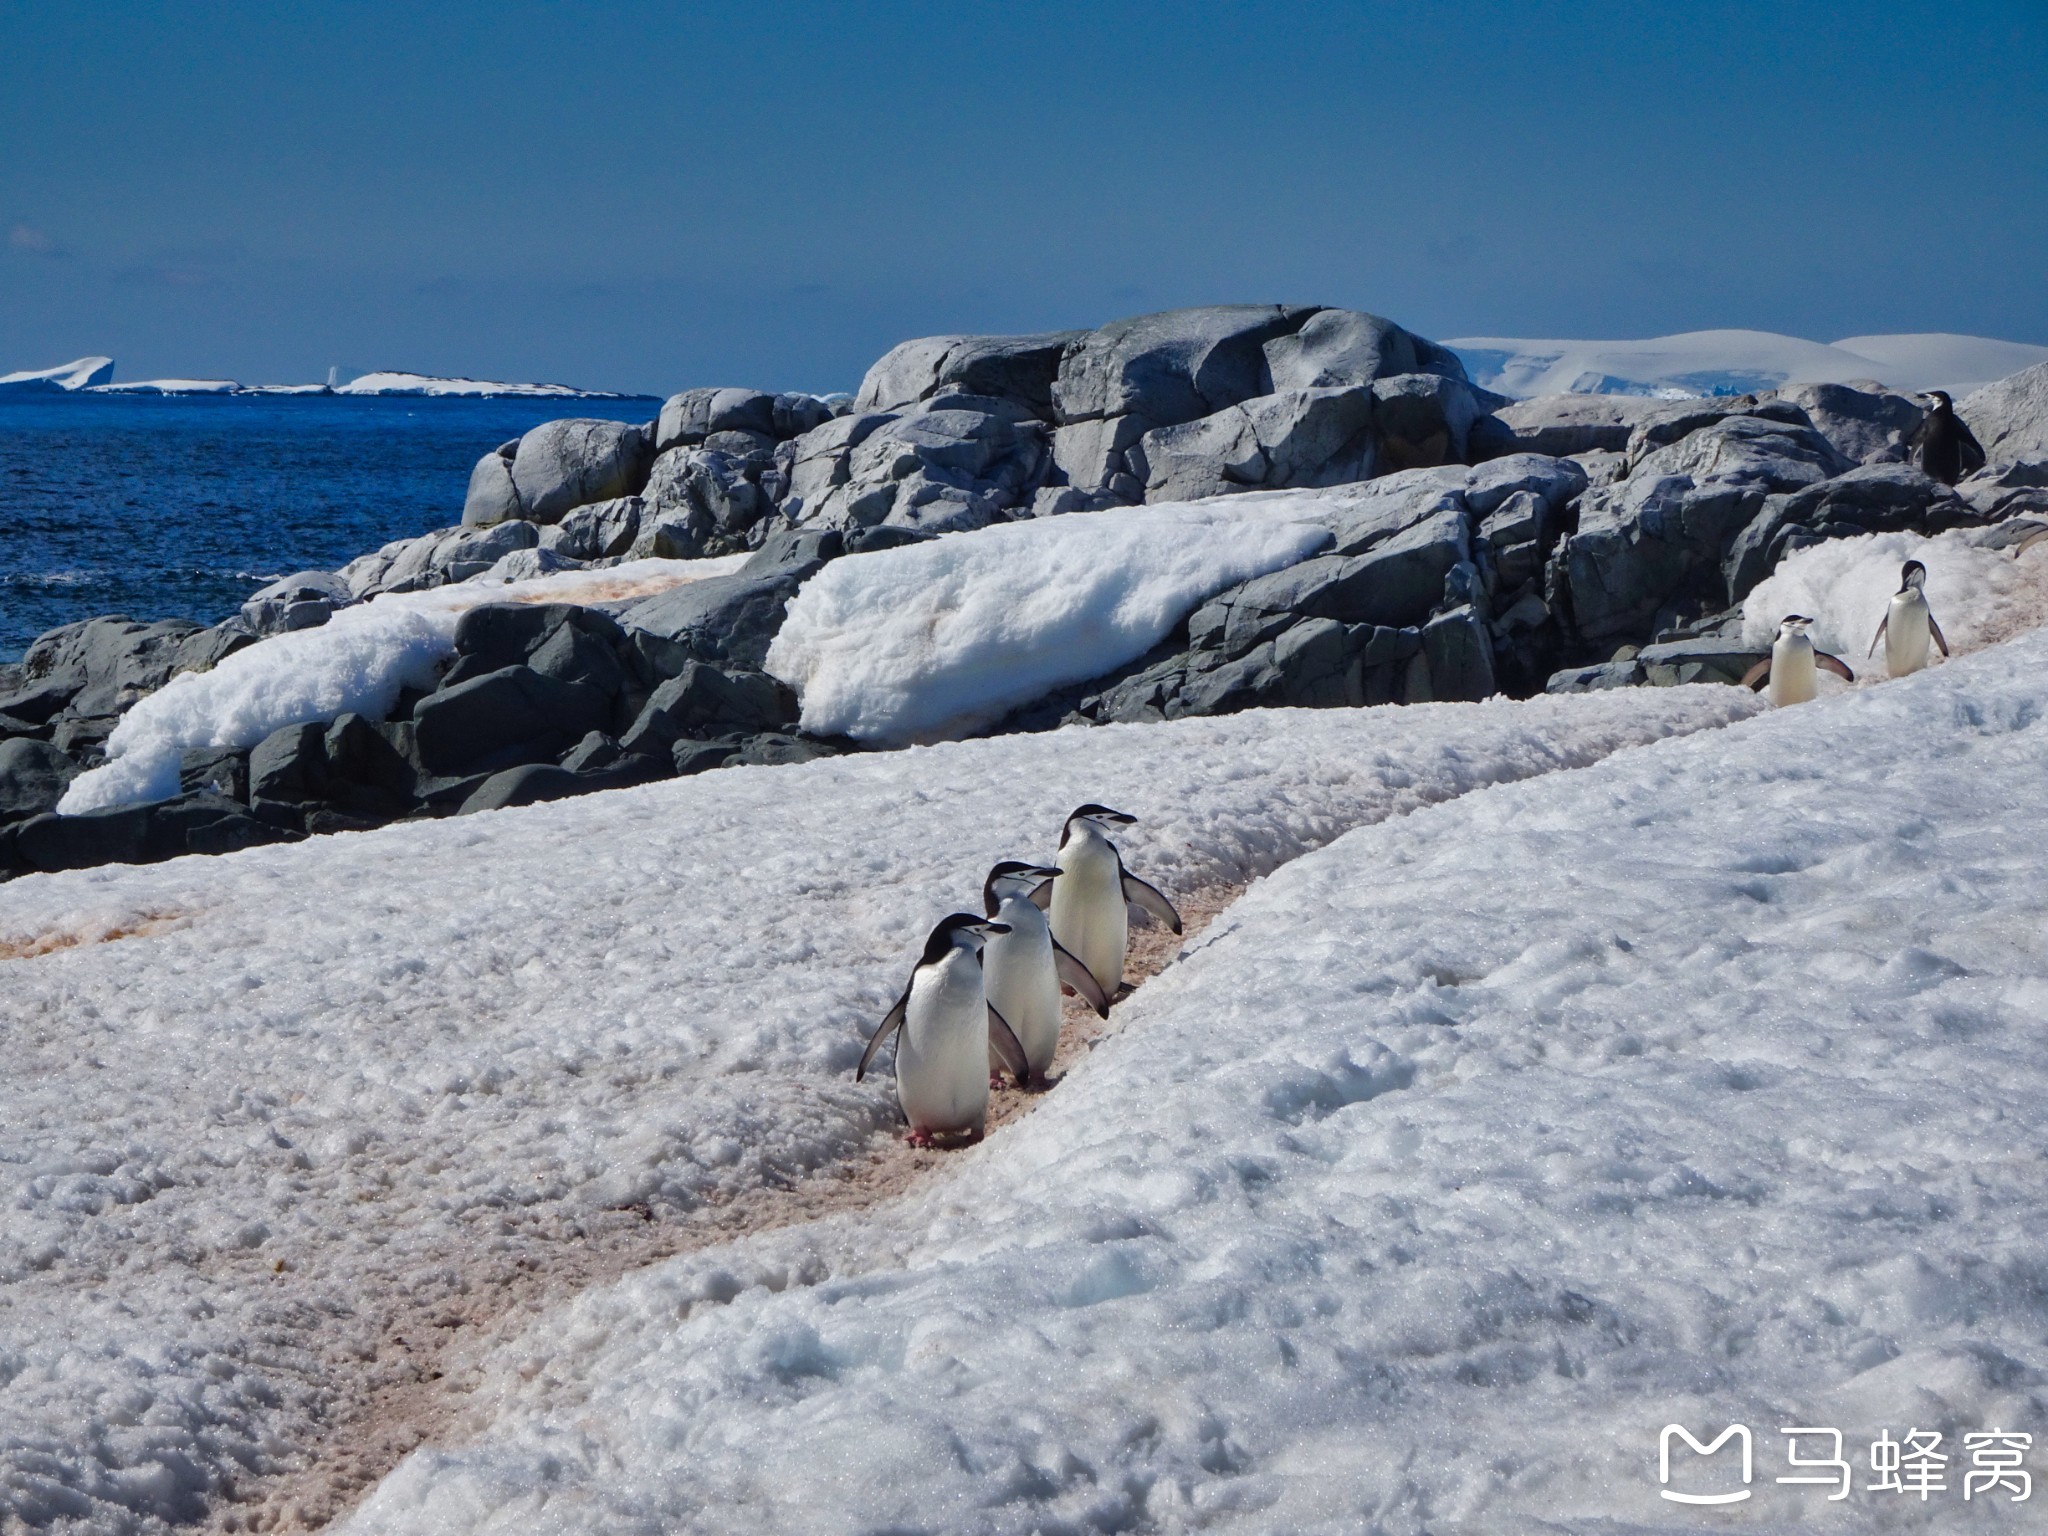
[1448,330,2048,399]
[766,500,1336,744]
[0,686,1751,1533]
[344,626,2048,1536]
[58,557,747,814]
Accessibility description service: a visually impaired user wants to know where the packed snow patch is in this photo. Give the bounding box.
[0,687,1753,1533]
[346,631,2048,1536]
[765,501,1333,744]
[58,556,747,813]
[1741,528,2048,670]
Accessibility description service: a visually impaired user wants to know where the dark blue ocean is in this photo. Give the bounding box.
[0,393,658,662]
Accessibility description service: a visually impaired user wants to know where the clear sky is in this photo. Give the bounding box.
[2,1,2043,395]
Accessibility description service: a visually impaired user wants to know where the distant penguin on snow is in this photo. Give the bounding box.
[1049,805,1183,1001]
[1911,391,1985,486]
[1867,560,1949,677]
[857,913,1028,1146]
[1742,616,1854,706]
[980,861,1111,1088]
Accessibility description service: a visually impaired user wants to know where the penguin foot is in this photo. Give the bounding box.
[906,1128,936,1149]
[989,1070,1008,1090]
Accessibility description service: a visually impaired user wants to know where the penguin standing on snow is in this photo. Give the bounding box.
[980,861,1110,1087]
[1910,391,1986,486]
[857,913,1028,1147]
[1049,805,1183,1001]
[1867,560,1949,677]
[1741,616,1855,706]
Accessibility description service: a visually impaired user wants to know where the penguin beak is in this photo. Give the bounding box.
[1023,865,1061,880]
[1092,809,1137,826]
[976,920,1011,936]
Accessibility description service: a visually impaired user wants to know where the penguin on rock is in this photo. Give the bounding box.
[1909,391,1985,487]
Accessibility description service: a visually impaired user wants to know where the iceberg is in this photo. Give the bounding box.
[0,355,115,393]
[330,369,649,399]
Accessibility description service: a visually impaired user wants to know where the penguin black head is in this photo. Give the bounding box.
[1923,390,1954,414]
[1064,803,1136,835]
[1899,560,1928,593]
[982,860,1060,916]
[1778,614,1815,633]
[921,912,1010,965]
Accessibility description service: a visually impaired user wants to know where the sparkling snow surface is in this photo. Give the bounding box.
[0,688,1752,1532]
[344,631,2048,1535]
[57,557,747,814]
[1448,329,2048,399]
[765,501,1335,744]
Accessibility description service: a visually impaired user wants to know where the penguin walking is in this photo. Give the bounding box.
[857,913,1028,1147]
[1910,391,1986,486]
[980,861,1111,1088]
[1048,805,1183,1001]
[1741,616,1855,705]
[1866,560,1949,677]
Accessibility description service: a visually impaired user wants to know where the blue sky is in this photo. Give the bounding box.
[2,1,2043,394]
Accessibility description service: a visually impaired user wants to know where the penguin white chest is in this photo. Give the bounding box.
[1770,632,1818,706]
[1886,592,1933,676]
[983,895,1062,1078]
[1051,828,1127,996]
[895,949,990,1135]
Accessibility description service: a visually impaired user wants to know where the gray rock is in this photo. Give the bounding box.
[466,418,655,527]
[655,388,778,453]
[410,666,612,777]
[21,615,208,718]
[1463,453,1589,516]
[619,530,838,675]
[1724,463,1980,601]
[1052,305,1316,427]
[856,331,1083,418]
[1130,387,1376,502]
[1493,394,1663,457]
[457,754,669,816]
[13,792,294,872]
[0,738,77,823]
[1051,415,1151,495]
[1419,605,1496,702]
[1960,362,2048,466]
[1262,308,1468,392]
[778,410,900,521]
[1370,373,1484,469]
[1545,659,1646,693]
[1955,459,2048,521]
[542,497,643,561]
[481,548,586,583]
[637,448,770,555]
[1777,382,1925,466]
[461,443,522,526]
[241,571,353,636]
[783,404,1047,533]
[436,520,542,583]
[177,745,249,803]
[1622,396,1818,462]
[1634,637,1768,687]
[619,663,797,755]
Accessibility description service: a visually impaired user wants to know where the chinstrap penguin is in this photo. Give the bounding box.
[981,860,1110,1088]
[1049,804,1183,1001]
[1911,391,1985,487]
[1742,615,1854,706]
[856,913,1027,1147]
[1867,560,1948,677]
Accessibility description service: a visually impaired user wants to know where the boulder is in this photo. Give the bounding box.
[1052,305,1316,427]
[1776,382,1925,466]
[1262,308,1469,392]
[461,442,521,526]
[0,738,77,823]
[409,666,612,777]
[241,571,353,636]
[13,792,294,873]
[856,332,1083,418]
[542,496,643,561]
[655,388,777,453]
[618,663,798,755]
[778,410,899,522]
[442,604,634,694]
[1493,394,1663,457]
[1955,460,2048,522]
[20,616,210,718]
[481,548,586,583]
[456,755,669,816]
[1369,373,1484,470]
[177,745,250,802]
[1622,396,1819,461]
[637,448,771,556]
[1129,387,1375,502]
[781,403,1048,533]
[1961,362,2048,465]
[1724,464,1981,601]
[619,528,840,674]
[466,418,656,526]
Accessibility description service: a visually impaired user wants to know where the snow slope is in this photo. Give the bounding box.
[58,557,746,814]
[0,687,1751,1534]
[1448,329,2048,399]
[348,628,2048,1536]
[766,500,1335,744]
[0,356,115,392]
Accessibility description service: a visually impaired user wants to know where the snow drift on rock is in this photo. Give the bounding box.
[346,630,2048,1536]
[765,502,1333,744]
[1449,328,2048,399]
[1741,528,2048,671]
[0,687,1754,1534]
[58,556,747,813]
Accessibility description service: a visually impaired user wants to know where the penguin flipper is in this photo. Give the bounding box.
[1052,940,1112,1017]
[855,988,910,1082]
[1867,614,1888,658]
[1929,615,1951,657]
[1028,877,1055,912]
[1740,658,1772,691]
[1120,870,1183,934]
[1816,652,1856,682]
[986,1002,1029,1087]
[1958,420,1987,477]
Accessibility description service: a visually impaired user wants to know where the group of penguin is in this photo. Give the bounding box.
[1746,559,1951,707]
[857,804,1183,1147]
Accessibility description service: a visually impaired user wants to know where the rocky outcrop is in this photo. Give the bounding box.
[462,418,657,526]
[856,333,1081,418]
[1961,362,2048,465]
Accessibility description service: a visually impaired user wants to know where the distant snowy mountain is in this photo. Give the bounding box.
[327,369,644,399]
[1447,328,2048,399]
[0,355,114,392]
